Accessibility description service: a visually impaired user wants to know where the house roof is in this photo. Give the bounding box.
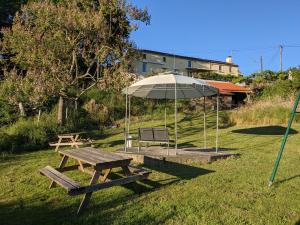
[141,49,239,67]
[205,80,251,95]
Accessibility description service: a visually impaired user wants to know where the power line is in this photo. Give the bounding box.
[283,45,300,48]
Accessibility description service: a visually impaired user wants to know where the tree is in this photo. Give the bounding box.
[1,0,150,125]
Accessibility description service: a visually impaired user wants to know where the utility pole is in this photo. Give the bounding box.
[260,56,263,73]
[279,45,283,72]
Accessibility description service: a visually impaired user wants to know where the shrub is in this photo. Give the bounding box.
[0,99,17,126]
[3,118,48,152]
[258,80,295,100]
[229,97,299,126]
[0,107,99,152]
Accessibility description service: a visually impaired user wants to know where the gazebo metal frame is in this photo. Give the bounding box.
[123,73,220,155]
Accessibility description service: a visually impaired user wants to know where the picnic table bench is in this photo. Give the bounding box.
[39,147,151,214]
[49,132,86,152]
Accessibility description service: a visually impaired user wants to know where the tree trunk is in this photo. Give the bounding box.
[18,102,26,117]
[57,96,64,126]
[75,99,78,111]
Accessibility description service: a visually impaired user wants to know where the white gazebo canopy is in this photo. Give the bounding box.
[125,73,218,99]
[123,72,220,154]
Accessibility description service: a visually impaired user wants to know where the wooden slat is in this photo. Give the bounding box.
[49,142,83,146]
[56,164,91,172]
[59,148,133,172]
[68,149,111,165]
[75,148,111,162]
[127,165,151,175]
[82,147,122,160]
[59,132,85,136]
[82,147,132,161]
[50,155,69,188]
[59,150,99,166]
[77,149,132,169]
[40,166,83,192]
[61,148,133,167]
[58,135,76,139]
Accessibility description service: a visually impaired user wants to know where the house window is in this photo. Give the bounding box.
[219,65,222,71]
[143,54,146,60]
[229,66,232,73]
[163,56,166,63]
[142,62,147,72]
[188,60,192,68]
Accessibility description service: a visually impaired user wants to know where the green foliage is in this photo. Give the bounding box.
[259,80,294,100]
[194,72,251,84]
[289,68,300,89]
[2,118,48,151]
[0,99,16,126]
[230,102,299,126]
[0,107,98,152]
[1,0,150,108]
[83,87,186,125]
[194,72,237,82]
[249,68,300,101]
[250,70,277,82]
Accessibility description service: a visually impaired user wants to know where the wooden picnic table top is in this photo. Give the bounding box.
[59,147,133,168]
[58,132,85,137]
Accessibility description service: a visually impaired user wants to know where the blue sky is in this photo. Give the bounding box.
[131,0,300,75]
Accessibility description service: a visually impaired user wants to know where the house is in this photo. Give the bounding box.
[132,49,240,77]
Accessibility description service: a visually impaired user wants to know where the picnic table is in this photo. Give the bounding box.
[39,147,151,214]
[49,132,85,152]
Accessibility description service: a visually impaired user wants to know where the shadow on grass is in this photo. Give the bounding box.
[93,139,124,149]
[106,159,214,195]
[0,195,175,225]
[295,220,300,225]
[277,174,300,185]
[0,160,212,225]
[231,126,298,135]
[178,142,198,148]
[182,147,238,152]
[143,159,214,180]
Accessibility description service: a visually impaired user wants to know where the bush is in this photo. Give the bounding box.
[0,99,17,126]
[0,107,99,152]
[229,98,299,126]
[258,80,295,100]
[1,118,48,152]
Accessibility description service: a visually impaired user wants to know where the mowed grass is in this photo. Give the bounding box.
[0,112,299,225]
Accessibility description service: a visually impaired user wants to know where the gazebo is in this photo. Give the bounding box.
[123,72,220,155]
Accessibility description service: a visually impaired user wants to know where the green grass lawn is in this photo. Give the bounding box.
[0,112,299,225]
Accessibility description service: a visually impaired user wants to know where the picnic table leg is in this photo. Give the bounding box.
[100,169,111,182]
[49,155,69,188]
[78,160,85,172]
[74,134,80,142]
[121,166,132,177]
[77,170,101,214]
[55,137,62,152]
[70,136,79,149]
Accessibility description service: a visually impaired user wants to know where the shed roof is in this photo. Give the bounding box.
[205,80,251,95]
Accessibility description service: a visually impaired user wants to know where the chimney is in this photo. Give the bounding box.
[226,56,232,64]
